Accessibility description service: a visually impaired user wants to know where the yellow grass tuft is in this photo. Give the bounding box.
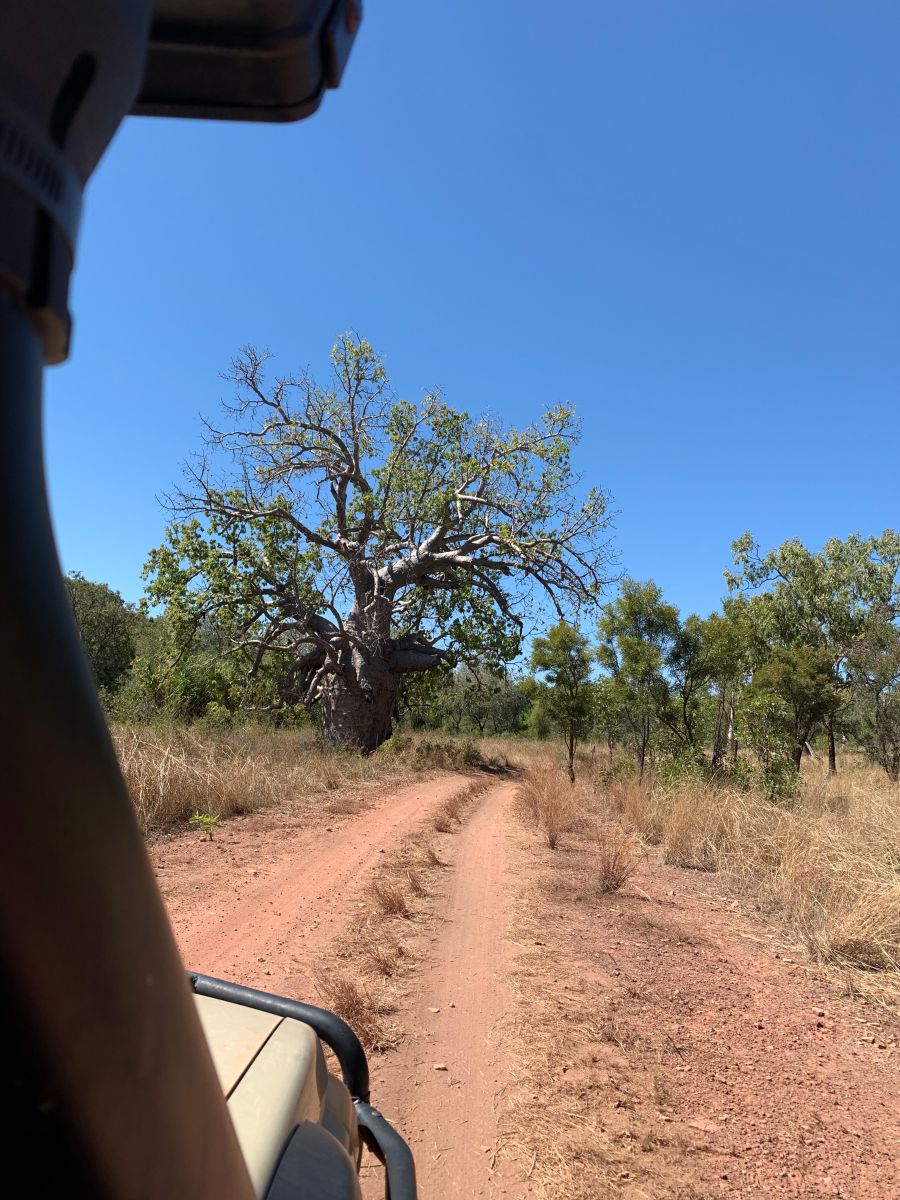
[364,938,406,978]
[517,763,585,849]
[314,972,393,1052]
[370,879,411,918]
[405,868,427,897]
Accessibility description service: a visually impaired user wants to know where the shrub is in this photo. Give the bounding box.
[594,825,640,893]
[189,810,220,840]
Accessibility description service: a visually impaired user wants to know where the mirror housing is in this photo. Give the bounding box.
[133,0,362,122]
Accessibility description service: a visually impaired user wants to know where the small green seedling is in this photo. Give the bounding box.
[190,811,220,841]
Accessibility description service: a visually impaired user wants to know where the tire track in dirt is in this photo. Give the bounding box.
[150,773,474,997]
[361,781,527,1200]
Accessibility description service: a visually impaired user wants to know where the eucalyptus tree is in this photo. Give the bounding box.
[743,641,837,775]
[595,580,680,776]
[728,532,900,771]
[65,572,139,694]
[703,598,755,770]
[845,617,900,781]
[530,622,595,782]
[146,335,615,751]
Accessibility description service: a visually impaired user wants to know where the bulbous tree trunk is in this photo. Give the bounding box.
[319,659,400,753]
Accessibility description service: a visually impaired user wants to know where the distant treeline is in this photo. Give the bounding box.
[70,529,900,795]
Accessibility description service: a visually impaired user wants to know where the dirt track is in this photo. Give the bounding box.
[151,773,900,1199]
[361,781,527,1200]
[150,773,473,997]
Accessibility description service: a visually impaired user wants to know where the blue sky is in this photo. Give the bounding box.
[46,1,900,621]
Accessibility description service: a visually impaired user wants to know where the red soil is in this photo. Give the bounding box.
[150,775,900,1199]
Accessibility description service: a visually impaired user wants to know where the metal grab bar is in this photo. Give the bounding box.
[188,971,417,1200]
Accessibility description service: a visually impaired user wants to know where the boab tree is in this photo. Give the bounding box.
[146,334,615,751]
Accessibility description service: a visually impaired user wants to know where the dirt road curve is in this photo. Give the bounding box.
[150,774,473,996]
[152,773,900,1200]
[361,781,526,1200]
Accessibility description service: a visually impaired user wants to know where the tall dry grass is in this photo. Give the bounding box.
[601,758,900,976]
[113,724,512,834]
[517,761,586,849]
[593,824,641,894]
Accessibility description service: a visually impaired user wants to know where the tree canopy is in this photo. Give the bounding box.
[146,334,616,750]
[728,531,900,770]
[530,622,595,781]
[66,572,139,694]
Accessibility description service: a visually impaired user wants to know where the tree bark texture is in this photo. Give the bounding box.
[825,713,837,774]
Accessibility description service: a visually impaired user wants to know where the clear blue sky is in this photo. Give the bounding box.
[46,1,900,621]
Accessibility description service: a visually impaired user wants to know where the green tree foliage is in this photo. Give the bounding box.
[530,622,594,782]
[484,670,534,736]
[575,533,900,795]
[111,614,310,728]
[596,580,685,776]
[65,572,140,694]
[728,531,900,772]
[846,618,900,781]
[146,334,615,752]
[592,676,631,764]
[743,643,836,783]
[702,600,755,770]
[401,663,532,737]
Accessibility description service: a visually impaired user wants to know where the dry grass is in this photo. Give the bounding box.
[364,938,406,978]
[505,748,900,1196]
[603,774,668,844]
[502,837,650,1197]
[594,824,641,894]
[324,794,362,816]
[441,789,466,822]
[370,879,411,918]
[517,762,585,849]
[114,724,502,834]
[405,868,427,898]
[314,972,394,1052]
[421,842,446,868]
[437,779,492,829]
[378,733,519,775]
[326,776,493,1053]
[599,757,900,983]
[519,748,900,986]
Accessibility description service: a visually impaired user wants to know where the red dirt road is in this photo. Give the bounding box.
[151,774,900,1199]
[361,781,527,1200]
[505,818,900,1199]
[150,773,473,997]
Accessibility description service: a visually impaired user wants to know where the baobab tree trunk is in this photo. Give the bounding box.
[319,666,400,753]
[315,615,442,752]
